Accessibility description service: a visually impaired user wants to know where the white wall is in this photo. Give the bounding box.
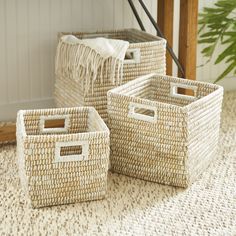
[0,0,157,121]
[0,0,235,121]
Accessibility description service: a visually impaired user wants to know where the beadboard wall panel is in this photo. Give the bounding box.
[0,0,157,121]
[0,0,233,121]
[0,1,7,105]
[5,0,18,104]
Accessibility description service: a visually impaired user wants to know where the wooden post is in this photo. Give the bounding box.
[178,0,198,80]
[157,0,174,76]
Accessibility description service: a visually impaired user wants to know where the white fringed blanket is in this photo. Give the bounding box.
[55,35,129,92]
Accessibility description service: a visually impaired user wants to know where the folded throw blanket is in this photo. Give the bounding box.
[55,35,129,93]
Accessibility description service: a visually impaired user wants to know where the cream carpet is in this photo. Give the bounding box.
[0,92,236,236]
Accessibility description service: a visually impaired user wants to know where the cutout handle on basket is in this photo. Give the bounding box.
[170,83,197,101]
[124,48,141,64]
[54,141,89,163]
[128,102,157,123]
[39,114,70,134]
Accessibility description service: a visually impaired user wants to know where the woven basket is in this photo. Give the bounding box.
[107,74,224,187]
[16,107,110,208]
[54,29,166,122]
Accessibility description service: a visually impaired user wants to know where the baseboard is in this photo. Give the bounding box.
[0,98,55,121]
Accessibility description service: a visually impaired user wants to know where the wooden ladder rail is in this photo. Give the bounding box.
[158,0,198,80]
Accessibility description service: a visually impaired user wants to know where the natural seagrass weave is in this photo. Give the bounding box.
[54,29,166,122]
[107,74,224,187]
[16,107,110,208]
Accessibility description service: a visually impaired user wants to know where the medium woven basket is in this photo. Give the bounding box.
[16,107,110,208]
[107,74,224,187]
[54,28,166,122]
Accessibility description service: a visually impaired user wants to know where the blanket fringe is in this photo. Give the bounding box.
[55,40,125,94]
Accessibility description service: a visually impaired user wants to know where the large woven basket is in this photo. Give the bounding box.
[16,107,110,208]
[107,74,224,187]
[54,29,166,122]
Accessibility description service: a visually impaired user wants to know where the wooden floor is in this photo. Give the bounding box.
[0,124,16,143]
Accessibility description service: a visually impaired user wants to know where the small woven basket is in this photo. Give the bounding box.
[54,28,166,122]
[107,74,224,187]
[17,107,110,208]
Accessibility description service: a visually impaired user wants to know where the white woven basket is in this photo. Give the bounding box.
[107,74,224,187]
[54,29,166,122]
[16,107,110,208]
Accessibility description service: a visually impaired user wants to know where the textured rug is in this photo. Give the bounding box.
[0,92,236,236]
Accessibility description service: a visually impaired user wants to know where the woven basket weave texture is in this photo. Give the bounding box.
[17,107,110,208]
[54,29,166,122]
[107,74,224,187]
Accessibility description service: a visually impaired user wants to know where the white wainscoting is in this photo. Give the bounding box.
[0,0,234,121]
[0,0,157,121]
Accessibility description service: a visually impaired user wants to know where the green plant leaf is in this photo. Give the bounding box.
[224,32,236,36]
[222,37,236,44]
[198,38,218,44]
[199,31,220,38]
[201,45,215,57]
[203,7,224,13]
[214,61,236,83]
[199,0,236,83]
[215,43,236,64]
[226,56,236,63]
[198,24,205,34]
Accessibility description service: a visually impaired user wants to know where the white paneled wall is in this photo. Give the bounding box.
[0,0,234,120]
[0,0,157,120]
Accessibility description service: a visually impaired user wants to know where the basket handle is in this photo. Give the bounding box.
[128,102,158,123]
[170,82,197,101]
[54,140,89,163]
[39,114,70,134]
[124,48,141,64]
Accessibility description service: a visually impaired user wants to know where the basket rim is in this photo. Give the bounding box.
[17,106,109,138]
[107,73,224,111]
[58,28,167,45]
